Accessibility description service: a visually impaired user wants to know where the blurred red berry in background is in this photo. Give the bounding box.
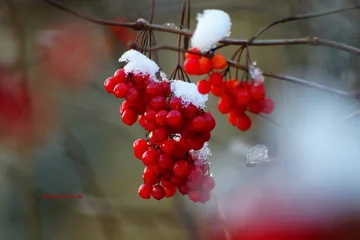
[109,17,137,46]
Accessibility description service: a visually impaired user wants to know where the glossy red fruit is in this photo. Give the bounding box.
[165,184,177,198]
[250,83,266,101]
[150,96,167,110]
[120,101,130,115]
[202,112,216,132]
[208,72,224,87]
[155,110,168,126]
[198,57,212,75]
[166,110,184,128]
[197,79,211,94]
[184,58,201,75]
[121,109,137,126]
[143,166,159,185]
[185,48,201,59]
[236,87,251,105]
[173,160,190,178]
[218,97,231,114]
[104,77,119,93]
[146,81,161,97]
[200,191,211,203]
[114,69,127,82]
[142,148,160,166]
[211,85,226,97]
[182,103,198,119]
[160,139,177,154]
[192,116,207,132]
[133,139,149,160]
[248,101,263,114]
[169,97,183,110]
[152,185,166,200]
[138,184,153,199]
[113,83,128,98]
[149,127,169,143]
[125,88,139,105]
[178,185,189,195]
[236,114,251,131]
[158,154,174,169]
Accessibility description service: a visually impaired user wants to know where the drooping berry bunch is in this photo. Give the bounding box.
[103,50,216,203]
[184,47,274,132]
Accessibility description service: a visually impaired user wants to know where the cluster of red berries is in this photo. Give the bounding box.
[183,48,227,75]
[183,48,274,131]
[103,68,216,203]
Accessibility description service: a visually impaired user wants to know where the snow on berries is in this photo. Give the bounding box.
[191,9,232,53]
[103,50,216,203]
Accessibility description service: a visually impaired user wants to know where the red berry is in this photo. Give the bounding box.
[160,139,177,154]
[248,101,263,114]
[144,108,156,121]
[228,111,238,126]
[218,97,231,114]
[143,166,159,185]
[169,97,183,110]
[192,116,207,132]
[166,110,184,128]
[184,58,201,75]
[185,48,201,59]
[200,191,211,203]
[114,69,126,82]
[121,109,137,126]
[142,148,160,166]
[188,190,202,202]
[133,139,148,160]
[150,96,166,110]
[160,81,171,97]
[146,81,161,97]
[173,160,190,178]
[202,112,216,132]
[178,185,189,195]
[182,103,198,119]
[236,114,251,131]
[104,77,119,93]
[198,57,212,75]
[152,185,166,200]
[149,127,169,143]
[188,167,203,183]
[201,175,215,192]
[158,154,174,169]
[211,85,226,97]
[138,184,153,199]
[250,83,266,101]
[208,72,224,87]
[236,87,251,105]
[125,88,139,105]
[211,53,227,70]
[113,83,128,98]
[120,101,130,115]
[197,80,211,94]
[155,110,168,126]
[165,184,177,198]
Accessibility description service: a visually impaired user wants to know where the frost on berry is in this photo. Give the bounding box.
[170,80,208,108]
[249,62,265,85]
[118,49,160,81]
[191,9,232,52]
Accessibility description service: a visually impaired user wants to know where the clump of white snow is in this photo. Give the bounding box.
[190,142,212,165]
[249,62,265,85]
[160,71,168,81]
[118,50,159,80]
[191,9,232,52]
[170,80,208,108]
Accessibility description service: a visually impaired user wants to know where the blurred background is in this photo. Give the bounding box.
[0,0,360,239]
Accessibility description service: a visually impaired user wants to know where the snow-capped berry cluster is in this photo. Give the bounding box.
[182,9,274,132]
[103,50,216,203]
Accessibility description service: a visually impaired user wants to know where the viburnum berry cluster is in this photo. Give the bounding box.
[184,49,274,132]
[103,50,216,203]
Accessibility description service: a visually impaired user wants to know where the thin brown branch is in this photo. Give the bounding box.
[43,0,360,56]
[132,44,354,98]
[248,5,360,43]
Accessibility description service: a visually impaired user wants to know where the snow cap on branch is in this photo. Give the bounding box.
[170,80,208,108]
[118,50,159,80]
[191,9,232,52]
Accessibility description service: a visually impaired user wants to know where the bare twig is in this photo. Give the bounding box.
[132,44,354,98]
[336,109,360,125]
[43,0,360,56]
[248,5,360,43]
